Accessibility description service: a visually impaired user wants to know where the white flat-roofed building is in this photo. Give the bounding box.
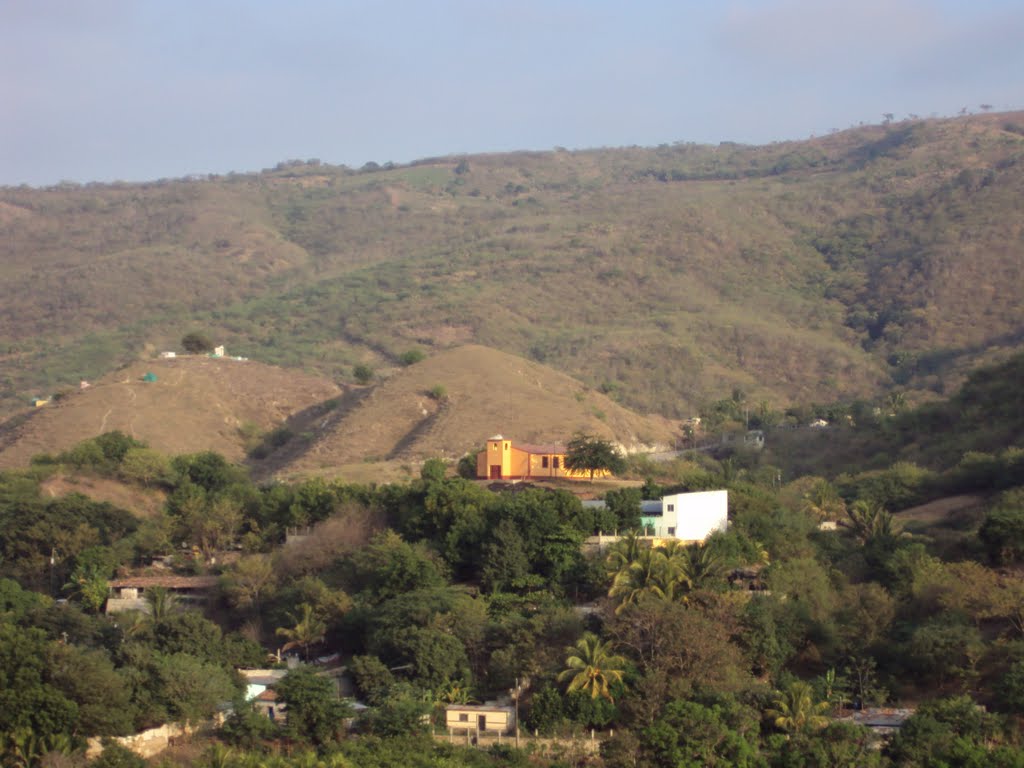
[641,490,728,541]
[445,703,516,736]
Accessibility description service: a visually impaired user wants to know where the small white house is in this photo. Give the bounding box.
[159,351,176,359]
[213,345,225,357]
[445,704,516,736]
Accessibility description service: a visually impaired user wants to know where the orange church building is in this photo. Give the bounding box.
[475,435,609,480]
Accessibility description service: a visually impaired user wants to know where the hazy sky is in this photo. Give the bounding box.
[3,0,1022,186]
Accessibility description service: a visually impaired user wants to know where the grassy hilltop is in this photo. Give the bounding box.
[2,112,1023,421]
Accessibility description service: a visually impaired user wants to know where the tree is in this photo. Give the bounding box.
[801,479,846,521]
[119,447,172,488]
[181,332,213,354]
[62,563,108,613]
[997,660,1024,713]
[276,603,326,661]
[526,685,564,735]
[145,586,178,623]
[180,494,243,562]
[603,488,642,531]
[222,554,276,620]
[558,632,626,702]
[275,667,351,747]
[642,698,763,768]
[979,506,1024,565]
[0,624,78,752]
[609,600,750,705]
[608,547,673,611]
[844,500,904,546]
[670,541,725,592]
[564,434,625,479]
[343,531,447,603]
[766,680,830,735]
[885,695,1006,766]
[154,652,236,727]
[481,519,530,593]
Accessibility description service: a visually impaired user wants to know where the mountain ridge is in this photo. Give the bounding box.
[2,112,1023,421]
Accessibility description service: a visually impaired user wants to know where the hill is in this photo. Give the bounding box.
[765,350,1024,478]
[255,344,678,477]
[2,112,1023,421]
[0,356,341,469]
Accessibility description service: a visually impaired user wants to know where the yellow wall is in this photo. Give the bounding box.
[446,709,512,732]
[476,440,611,480]
[478,439,515,479]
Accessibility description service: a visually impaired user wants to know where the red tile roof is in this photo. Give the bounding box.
[515,442,567,455]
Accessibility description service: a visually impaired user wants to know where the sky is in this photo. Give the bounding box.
[2,0,1023,187]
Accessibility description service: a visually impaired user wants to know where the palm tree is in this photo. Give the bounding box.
[845,500,905,546]
[670,542,725,592]
[114,609,151,640]
[802,479,846,521]
[766,681,830,735]
[202,743,234,768]
[558,632,627,702]
[276,603,327,661]
[146,585,178,623]
[609,548,672,612]
[604,531,643,577]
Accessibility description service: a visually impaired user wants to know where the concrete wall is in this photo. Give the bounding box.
[86,722,193,760]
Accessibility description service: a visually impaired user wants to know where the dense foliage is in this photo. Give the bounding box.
[1,354,1023,766]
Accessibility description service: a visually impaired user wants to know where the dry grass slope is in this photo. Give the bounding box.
[281,344,679,473]
[0,356,341,469]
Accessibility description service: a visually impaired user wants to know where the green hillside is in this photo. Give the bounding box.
[2,112,1023,420]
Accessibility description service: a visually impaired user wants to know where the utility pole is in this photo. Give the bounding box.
[510,677,525,749]
[49,548,57,596]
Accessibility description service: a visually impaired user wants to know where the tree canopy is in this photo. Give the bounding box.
[563,433,626,479]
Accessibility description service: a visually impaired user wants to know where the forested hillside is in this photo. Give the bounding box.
[2,354,1024,765]
[2,112,1023,421]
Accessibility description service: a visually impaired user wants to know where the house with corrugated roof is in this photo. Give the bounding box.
[105,575,219,614]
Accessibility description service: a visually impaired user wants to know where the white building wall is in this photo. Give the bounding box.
[661,490,728,541]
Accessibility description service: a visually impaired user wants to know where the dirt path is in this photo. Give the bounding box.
[98,407,113,434]
[897,494,985,524]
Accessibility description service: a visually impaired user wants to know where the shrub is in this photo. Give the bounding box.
[427,384,447,401]
[353,364,374,384]
[456,454,477,479]
[398,349,425,366]
[181,332,213,354]
[93,742,146,768]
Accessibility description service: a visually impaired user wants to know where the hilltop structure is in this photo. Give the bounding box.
[475,435,610,480]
